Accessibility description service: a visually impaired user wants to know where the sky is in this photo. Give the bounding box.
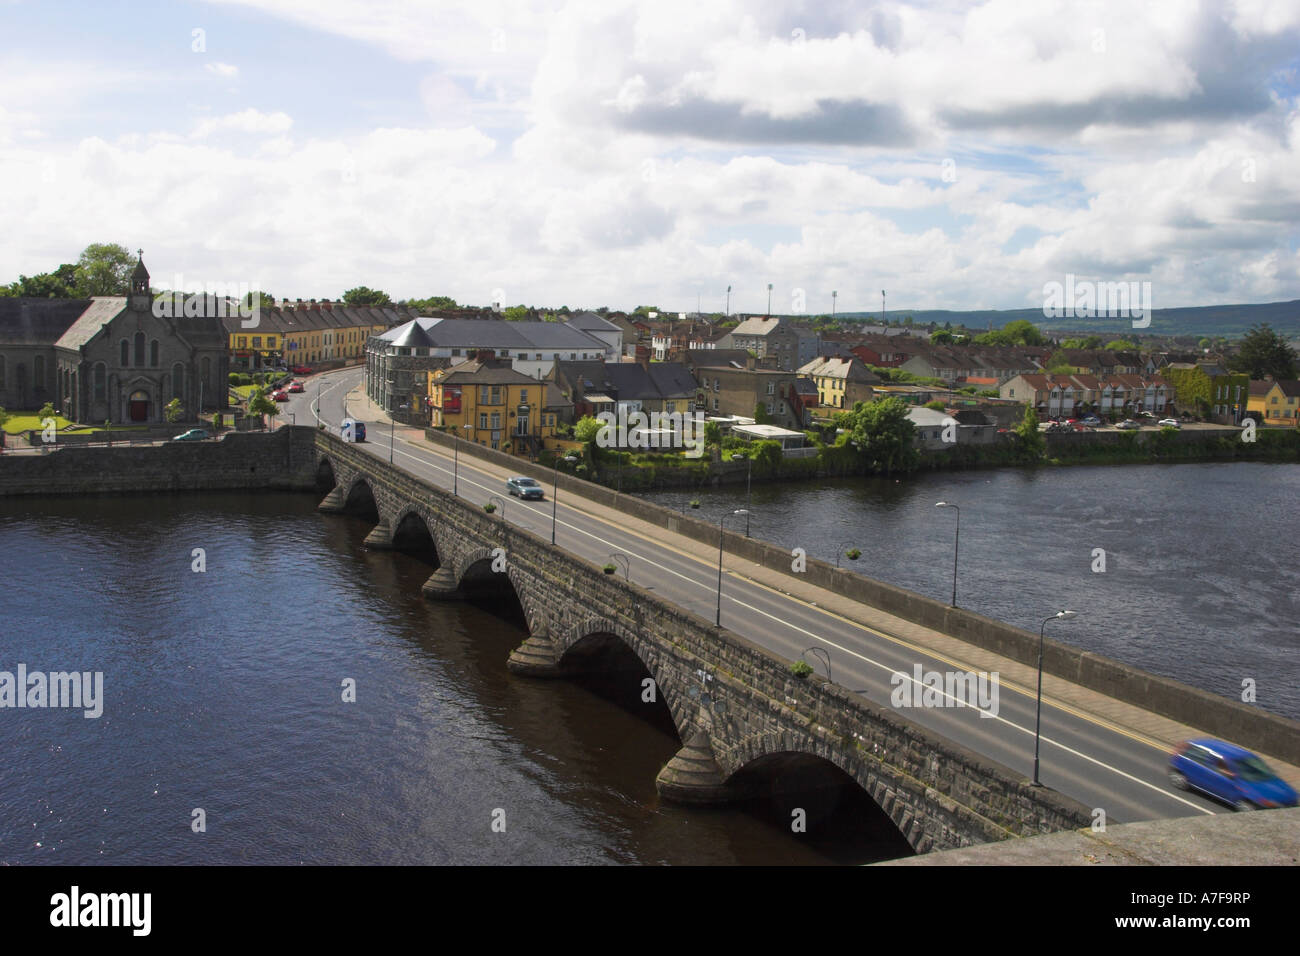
[2,0,1299,315]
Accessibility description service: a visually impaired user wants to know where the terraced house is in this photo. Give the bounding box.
[999,373,1169,419]
[798,355,880,411]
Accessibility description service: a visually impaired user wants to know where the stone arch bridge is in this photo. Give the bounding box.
[314,432,1091,854]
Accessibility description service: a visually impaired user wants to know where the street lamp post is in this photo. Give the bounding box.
[766,283,773,316]
[935,501,960,607]
[551,454,578,545]
[725,285,731,317]
[390,415,396,463]
[802,646,832,682]
[715,509,749,627]
[835,541,856,568]
[730,452,752,536]
[831,290,837,319]
[608,552,630,581]
[1033,610,1078,786]
[488,494,506,521]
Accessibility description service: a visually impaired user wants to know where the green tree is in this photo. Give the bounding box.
[409,295,457,311]
[247,387,279,428]
[930,330,954,345]
[842,397,918,474]
[573,414,604,444]
[75,243,135,296]
[924,399,946,411]
[752,439,782,470]
[342,286,392,307]
[753,402,773,425]
[503,305,531,321]
[1105,339,1137,351]
[1046,349,1074,373]
[0,406,10,431]
[164,398,184,423]
[1197,337,1212,350]
[1,263,80,298]
[1014,404,1045,459]
[974,319,1048,347]
[1229,324,1298,380]
[703,420,721,446]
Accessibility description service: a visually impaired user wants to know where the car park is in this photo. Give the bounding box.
[171,428,209,442]
[1168,739,1298,811]
[506,476,545,500]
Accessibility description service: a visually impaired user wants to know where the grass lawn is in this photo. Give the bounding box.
[1,414,74,433]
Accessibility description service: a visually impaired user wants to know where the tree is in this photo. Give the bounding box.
[1105,339,1137,351]
[924,399,946,411]
[0,407,10,431]
[409,295,457,311]
[1046,349,1074,373]
[502,305,530,321]
[703,421,721,446]
[164,398,184,423]
[753,401,773,425]
[247,387,279,428]
[75,243,135,296]
[1229,324,1297,380]
[841,397,918,474]
[573,414,604,444]
[1197,338,1212,350]
[1,263,80,298]
[974,318,1047,347]
[342,286,392,307]
[752,439,782,470]
[1014,405,1045,459]
[930,330,954,345]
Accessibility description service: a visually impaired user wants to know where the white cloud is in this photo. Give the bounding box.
[191,109,294,138]
[203,62,240,78]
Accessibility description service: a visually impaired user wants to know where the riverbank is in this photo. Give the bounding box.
[532,426,1300,493]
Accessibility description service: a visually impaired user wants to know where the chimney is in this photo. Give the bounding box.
[296,298,304,309]
[310,299,319,310]
[322,299,332,310]
[474,349,495,363]
[746,353,757,371]
[635,344,650,369]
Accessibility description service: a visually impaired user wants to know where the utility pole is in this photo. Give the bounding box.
[766,283,773,317]
[881,289,886,325]
[725,285,731,317]
[832,290,837,319]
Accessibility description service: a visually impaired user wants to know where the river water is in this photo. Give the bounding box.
[643,461,1300,721]
[0,493,901,865]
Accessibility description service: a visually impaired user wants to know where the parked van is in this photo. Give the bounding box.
[341,419,366,442]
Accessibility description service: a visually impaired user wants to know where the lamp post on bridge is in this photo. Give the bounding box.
[715,509,749,627]
[1033,610,1077,787]
[935,501,960,607]
[551,454,578,545]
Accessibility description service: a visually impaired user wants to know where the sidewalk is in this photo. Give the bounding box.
[342,383,1300,787]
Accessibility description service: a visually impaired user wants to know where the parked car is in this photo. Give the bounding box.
[1158,418,1180,428]
[1137,410,1156,418]
[291,365,312,375]
[1116,419,1140,429]
[1081,416,1102,427]
[506,476,545,500]
[171,428,209,442]
[1168,739,1298,811]
[288,381,304,393]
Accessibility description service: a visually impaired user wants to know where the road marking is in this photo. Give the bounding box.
[318,372,1219,816]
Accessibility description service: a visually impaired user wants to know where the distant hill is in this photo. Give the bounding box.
[839,300,1300,339]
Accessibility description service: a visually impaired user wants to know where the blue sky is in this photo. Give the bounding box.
[3,0,1299,314]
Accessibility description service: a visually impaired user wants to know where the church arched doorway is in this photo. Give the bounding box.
[129,389,149,422]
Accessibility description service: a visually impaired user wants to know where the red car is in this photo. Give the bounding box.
[291,365,312,375]
[288,381,304,393]
[272,390,289,402]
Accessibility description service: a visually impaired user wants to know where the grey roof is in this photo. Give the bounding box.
[0,297,93,346]
[554,360,697,402]
[54,297,127,350]
[388,320,436,349]
[379,318,606,352]
[565,311,620,332]
[439,357,539,385]
[730,316,788,337]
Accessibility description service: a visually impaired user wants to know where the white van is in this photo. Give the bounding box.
[341,419,367,442]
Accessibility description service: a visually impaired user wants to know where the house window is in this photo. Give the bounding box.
[766,382,775,395]
[252,336,261,348]
[479,386,490,404]
[479,413,488,429]
[490,412,501,429]
[713,398,720,411]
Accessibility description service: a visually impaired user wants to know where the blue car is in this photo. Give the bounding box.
[505,476,544,500]
[1168,739,1298,811]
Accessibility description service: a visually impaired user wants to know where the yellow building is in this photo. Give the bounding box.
[429,354,569,457]
[1251,379,1300,426]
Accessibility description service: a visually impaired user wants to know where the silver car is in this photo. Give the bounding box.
[506,476,544,500]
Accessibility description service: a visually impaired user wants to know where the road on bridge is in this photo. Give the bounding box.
[284,367,1258,827]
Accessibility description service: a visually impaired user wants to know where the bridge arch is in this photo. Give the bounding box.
[554,617,692,743]
[316,455,337,492]
[389,505,439,562]
[340,476,380,518]
[724,730,921,852]
[453,548,533,630]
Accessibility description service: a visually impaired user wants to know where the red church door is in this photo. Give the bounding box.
[129,390,149,422]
